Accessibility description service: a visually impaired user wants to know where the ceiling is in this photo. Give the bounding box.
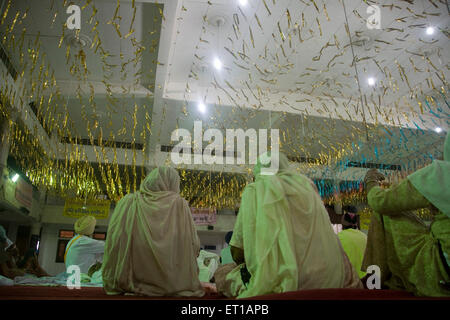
[0,0,449,199]
[1,0,162,86]
[164,0,449,107]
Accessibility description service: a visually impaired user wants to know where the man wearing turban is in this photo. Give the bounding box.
[64,216,105,274]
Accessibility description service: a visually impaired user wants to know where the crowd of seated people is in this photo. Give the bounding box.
[0,132,448,298]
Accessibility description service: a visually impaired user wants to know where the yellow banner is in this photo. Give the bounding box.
[63,198,110,219]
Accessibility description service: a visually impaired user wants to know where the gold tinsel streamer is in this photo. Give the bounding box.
[0,0,448,210]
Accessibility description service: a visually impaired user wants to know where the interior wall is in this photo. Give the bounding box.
[38,223,69,276]
[36,206,237,272]
[197,212,237,256]
[0,220,19,243]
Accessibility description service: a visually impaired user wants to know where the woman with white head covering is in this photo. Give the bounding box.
[215,152,362,298]
[64,215,105,274]
[362,131,450,297]
[338,210,368,279]
[102,167,204,297]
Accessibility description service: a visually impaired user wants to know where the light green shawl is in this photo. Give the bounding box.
[228,153,356,298]
[408,131,450,217]
[102,167,204,297]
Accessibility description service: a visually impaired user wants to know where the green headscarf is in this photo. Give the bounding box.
[253,152,291,177]
[408,131,450,217]
[228,152,351,298]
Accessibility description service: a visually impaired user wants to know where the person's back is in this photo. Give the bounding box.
[282,172,352,289]
[338,229,367,279]
[338,211,367,279]
[65,235,105,274]
[220,246,233,265]
[102,167,204,297]
[220,231,234,265]
[65,216,105,274]
[218,153,361,298]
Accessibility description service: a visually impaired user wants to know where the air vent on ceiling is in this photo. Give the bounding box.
[287,155,321,164]
[63,34,92,49]
[289,156,401,170]
[62,137,144,150]
[345,161,401,170]
[160,145,239,158]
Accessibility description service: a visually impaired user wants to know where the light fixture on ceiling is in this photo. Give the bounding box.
[213,57,222,70]
[199,64,208,74]
[11,173,19,183]
[198,101,207,113]
[238,0,248,6]
[426,26,435,35]
[367,77,376,86]
[352,35,372,51]
[63,33,92,49]
[435,127,442,133]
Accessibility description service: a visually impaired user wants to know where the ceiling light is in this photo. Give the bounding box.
[367,77,376,86]
[213,57,222,70]
[198,102,207,113]
[435,127,442,133]
[239,0,248,6]
[426,26,435,35]
[11,173,19,183]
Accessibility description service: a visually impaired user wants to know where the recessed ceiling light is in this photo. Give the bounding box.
[368,77,376,86]
[435,127,442,133]
[426,26,435,35]
[213,57,222,70]
[239,0,248,6]
[198,102,207,113]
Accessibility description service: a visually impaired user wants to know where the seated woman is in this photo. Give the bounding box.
[215,153,362,298]
[102,167,204,297]
[17,249,50,278]
[362,132,450,297]
[338,210,367,279]
[65,216,105,274]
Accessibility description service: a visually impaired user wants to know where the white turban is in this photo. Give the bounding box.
[74,216,96,236]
